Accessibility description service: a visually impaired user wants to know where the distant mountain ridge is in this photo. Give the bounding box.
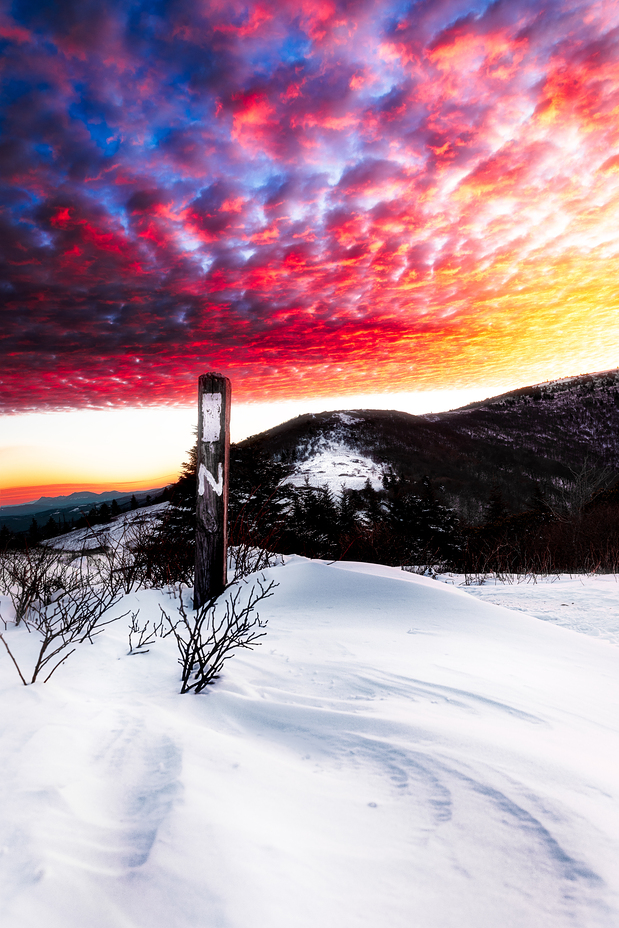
[1,489,136,514]
[0,488,165,535]
[236,368,619,520]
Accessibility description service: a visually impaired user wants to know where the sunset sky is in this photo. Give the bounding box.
[2,0,619,503]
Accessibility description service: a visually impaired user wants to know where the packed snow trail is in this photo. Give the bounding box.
[0,559,618,927]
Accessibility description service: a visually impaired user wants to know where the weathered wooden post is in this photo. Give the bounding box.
[195,373,231,609]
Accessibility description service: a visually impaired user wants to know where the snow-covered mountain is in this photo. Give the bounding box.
[237,368,619,516]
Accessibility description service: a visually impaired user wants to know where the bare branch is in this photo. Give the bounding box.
[161,576,276,693]
[0,633,27,685]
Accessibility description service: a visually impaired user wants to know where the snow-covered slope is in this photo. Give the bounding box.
[47,503,168,551]
[282,411,386,491]
[285,445,385,492]
[440,572,619,646]
[0,560,618,928]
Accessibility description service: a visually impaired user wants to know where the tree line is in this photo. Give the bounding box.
[137,444,619,580]
[0,492,167,550]
[4,442,619,578]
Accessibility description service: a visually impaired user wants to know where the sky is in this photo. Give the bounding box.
[2,0,619,501]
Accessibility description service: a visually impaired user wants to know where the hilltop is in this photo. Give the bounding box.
[236,368,619,520]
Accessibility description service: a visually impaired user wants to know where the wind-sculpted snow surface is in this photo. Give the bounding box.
[0,562,618,927]
[441,572,619,646]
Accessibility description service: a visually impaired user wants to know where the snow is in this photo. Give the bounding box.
[286,446,385,492]
[1,559,618,927]
[47,504,168,552]
[437,572,619,646]
[281,414,386,492]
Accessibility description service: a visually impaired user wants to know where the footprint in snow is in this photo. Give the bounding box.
[45,714,182,875]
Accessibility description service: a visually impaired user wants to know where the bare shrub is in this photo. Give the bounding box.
[98,515,153,593]
[122,506,194,588]
[0,546,68,625]
[160,576,276,693]
[228,542,280,582]
[0,552,128,684]
[127,610,166,654]
[228,496,284,577]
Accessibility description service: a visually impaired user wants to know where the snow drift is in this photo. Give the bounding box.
[0,558,618,928]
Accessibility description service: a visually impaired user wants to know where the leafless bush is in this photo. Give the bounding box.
[127,610,166,654]
[112,501,281,589]
[122,507,195,588]
[0,546,69,625]
[228,543,280,582]
[0,553,128,684]
[402,562,450,579]
[160,576,276,693]
[96,517,149,593]
[69,509,174,593]
[228,492,285,581]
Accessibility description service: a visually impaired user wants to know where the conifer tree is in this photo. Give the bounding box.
[43,516,58,539]
[28,518,40,545]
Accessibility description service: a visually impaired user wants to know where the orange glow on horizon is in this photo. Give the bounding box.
[1,477,179,509]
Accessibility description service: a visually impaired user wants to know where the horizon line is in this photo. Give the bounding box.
[0,475,180,508]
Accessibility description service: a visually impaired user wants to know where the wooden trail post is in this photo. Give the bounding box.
[195,373,231,609]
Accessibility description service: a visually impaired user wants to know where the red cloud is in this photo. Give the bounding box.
[1,0,619,412]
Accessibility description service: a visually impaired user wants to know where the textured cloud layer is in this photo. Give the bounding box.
[2,0,619,410]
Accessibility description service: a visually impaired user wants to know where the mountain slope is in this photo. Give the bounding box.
[236,369,619,518]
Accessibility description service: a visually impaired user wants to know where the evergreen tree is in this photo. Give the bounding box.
[338,490,358,535]
[283,486,340,557]
[43,516,58,539]
[228,446,292,549]
[0,524,14,550]
[28,517,40,545]
[486,485,508,524]
[384,474,461,565]
[529,484,552,520]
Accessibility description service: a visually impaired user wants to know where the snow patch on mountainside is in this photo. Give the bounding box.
[284,415,386,492]
[286,445,385,492]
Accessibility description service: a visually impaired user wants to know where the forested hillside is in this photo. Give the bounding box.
[237,368,619,520]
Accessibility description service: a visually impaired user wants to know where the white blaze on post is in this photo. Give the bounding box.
[198,462,224,497]
[202,393,222,443]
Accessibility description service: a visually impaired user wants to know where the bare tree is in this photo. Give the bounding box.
[554,458,616,517]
